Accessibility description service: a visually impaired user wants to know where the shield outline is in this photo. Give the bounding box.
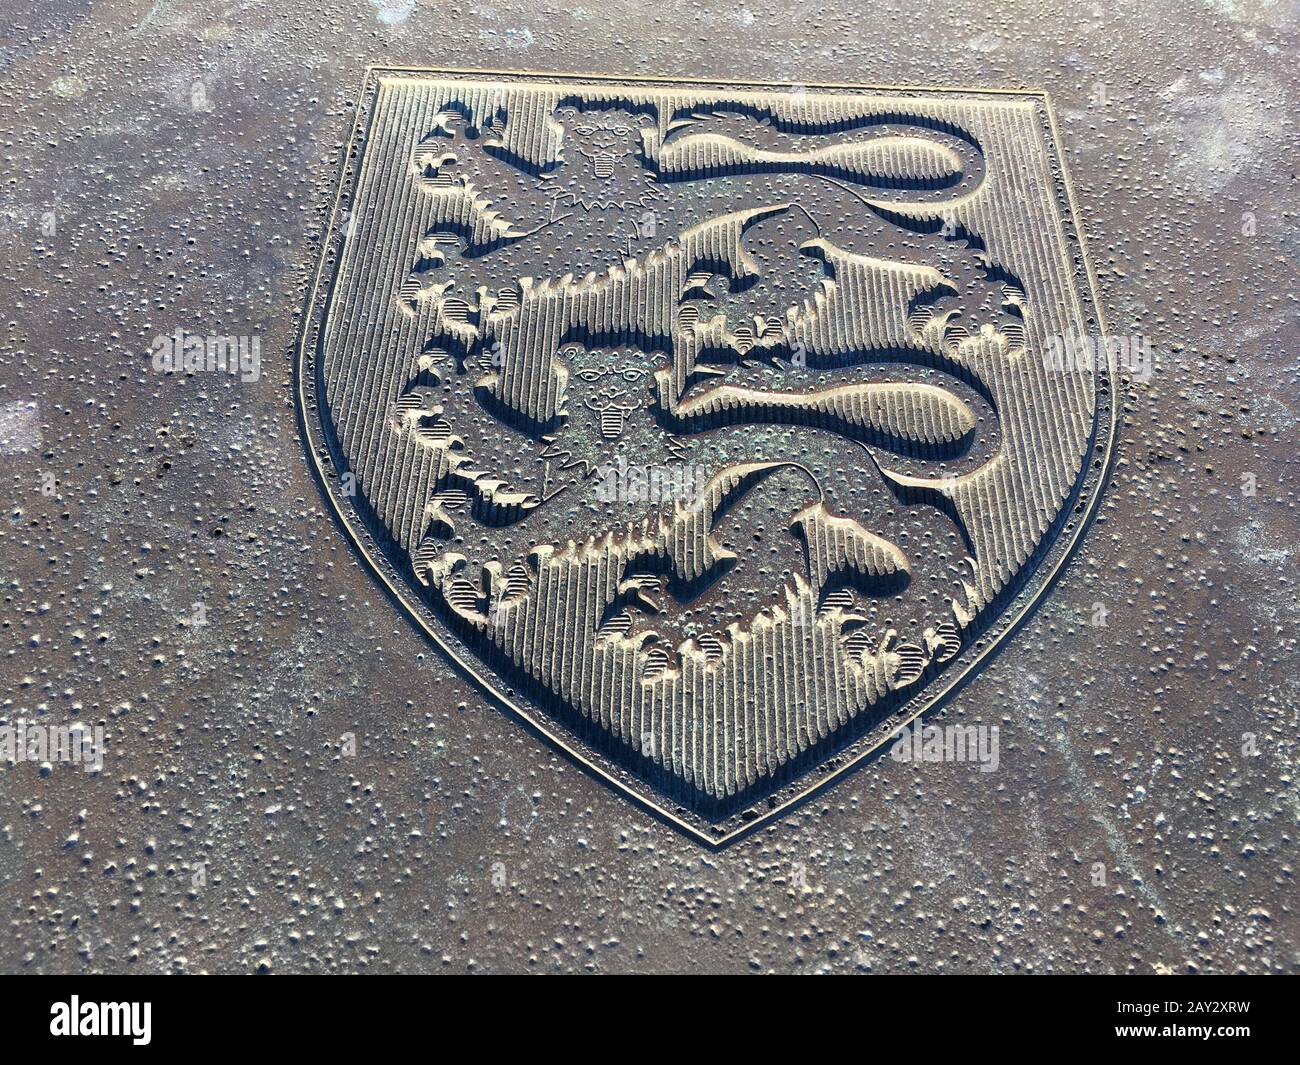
[295,66,1115,847]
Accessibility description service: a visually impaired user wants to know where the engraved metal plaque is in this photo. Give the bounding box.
[298,69,1112,844]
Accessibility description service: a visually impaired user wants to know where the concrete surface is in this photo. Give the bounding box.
[0,0,1296,973]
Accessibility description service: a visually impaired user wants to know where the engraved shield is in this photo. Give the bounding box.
[298,71,1112,844]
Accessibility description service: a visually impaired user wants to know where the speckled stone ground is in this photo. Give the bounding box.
[1,0,1296,974]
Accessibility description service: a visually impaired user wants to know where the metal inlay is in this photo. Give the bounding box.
[297,69,1112,844]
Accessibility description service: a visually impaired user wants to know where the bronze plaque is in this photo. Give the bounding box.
[298,69,1112,844]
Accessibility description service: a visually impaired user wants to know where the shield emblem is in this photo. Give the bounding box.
[297,70,1113,844]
